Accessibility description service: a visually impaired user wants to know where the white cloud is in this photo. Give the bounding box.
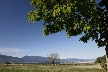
[0,48,25,53]
[0,48,30,58]
[0,48,29,58]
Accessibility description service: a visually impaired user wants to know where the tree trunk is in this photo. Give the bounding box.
[52,61,54,65]
[105,31,108,72]
[105,26,108,72]
[105,45,108,72]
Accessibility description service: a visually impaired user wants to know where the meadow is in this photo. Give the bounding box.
[0,64,106,72]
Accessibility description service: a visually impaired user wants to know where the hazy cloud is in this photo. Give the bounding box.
[0,48,30,58]
[0,48,25,53]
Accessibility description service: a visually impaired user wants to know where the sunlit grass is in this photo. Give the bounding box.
[0,64,106,72]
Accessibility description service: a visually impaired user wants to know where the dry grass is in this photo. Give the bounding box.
[0,64,105,72]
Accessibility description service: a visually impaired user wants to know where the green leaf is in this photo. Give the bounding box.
[28,0,105,47]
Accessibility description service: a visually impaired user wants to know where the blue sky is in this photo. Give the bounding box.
[0,0,105,59]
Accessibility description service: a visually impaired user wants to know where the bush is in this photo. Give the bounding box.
[101,63,107,71]
[95,55,107,71]
[4,62,11,66]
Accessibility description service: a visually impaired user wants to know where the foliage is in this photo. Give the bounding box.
[95,55,106,71]
[101,63,107,71]
[4,62,11,66]
[28,0,108,47]
[95,55,106,63]
[95,57,102,63]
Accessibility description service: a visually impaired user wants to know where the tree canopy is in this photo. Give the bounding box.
[47,53,60,64]
[4,62,11,66]
[28,0,108,48]
[95,55,107,71]
[95,55,106,63]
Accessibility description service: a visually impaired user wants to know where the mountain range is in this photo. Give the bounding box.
[0,54,96,63]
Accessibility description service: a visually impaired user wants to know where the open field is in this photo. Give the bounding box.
[0,64,106,72]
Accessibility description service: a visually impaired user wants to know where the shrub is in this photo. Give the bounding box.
[101,63,107,71]
[4,62,11,66]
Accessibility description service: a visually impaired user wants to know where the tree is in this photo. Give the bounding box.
[95,55,107,71]
[47,53,60,65]
[102,55,106,63]
[4,62,11,66]
[95,57,102,63]
[28,0,108,71]
[95,55,106,64]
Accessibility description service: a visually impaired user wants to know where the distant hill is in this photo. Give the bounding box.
[0,54,96,64]
[60,58,95,62]
[0,54,24,64]
[22,55,48,62]
[0,54,21,60]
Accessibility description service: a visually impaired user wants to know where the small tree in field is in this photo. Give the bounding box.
[47,53,60,65]
[4,62,11,66]
[28,0,108,71]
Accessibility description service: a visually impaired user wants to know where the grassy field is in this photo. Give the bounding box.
[0,64,106,72]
